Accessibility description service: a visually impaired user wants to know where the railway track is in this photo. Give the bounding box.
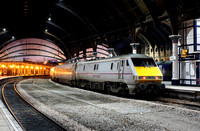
[1,78,66,131]
[154,97,200,111]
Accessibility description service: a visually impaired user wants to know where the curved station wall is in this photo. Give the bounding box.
[0,38,66,76]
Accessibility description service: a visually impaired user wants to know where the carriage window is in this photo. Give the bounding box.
[94,64,99,70]
[131,58,156,67]
[110,63,113,70]
[126,60,129,66]
[83,65,85,71]
[96,64,99,70]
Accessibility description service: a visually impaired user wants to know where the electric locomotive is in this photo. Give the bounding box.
[50,54,165,95]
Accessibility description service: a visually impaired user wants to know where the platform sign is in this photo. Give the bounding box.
[181,49,188,58]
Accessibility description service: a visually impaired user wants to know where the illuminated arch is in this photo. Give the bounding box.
[0,38,66,63]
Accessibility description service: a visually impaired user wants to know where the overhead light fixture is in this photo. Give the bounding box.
[48,14,51,21]
[45,29,48,32]
[48,17,51,21]
[24,1,29,16]
[12,36,15,39]
[3,28,6,32]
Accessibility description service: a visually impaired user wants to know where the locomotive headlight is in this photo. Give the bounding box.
[138,76,163,80]
[142,76,146,80]
[155,76,159,79]
[156,76,163,80]
[139,76,146,79]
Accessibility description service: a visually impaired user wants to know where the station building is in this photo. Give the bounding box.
[0,38,65,76]
[0,0,200,86]
[178,19,200,86]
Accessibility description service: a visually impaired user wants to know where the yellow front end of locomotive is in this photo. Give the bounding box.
[135,67,163,83]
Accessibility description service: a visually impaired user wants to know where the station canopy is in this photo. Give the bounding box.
[0,38,66,63]
[0,0,200,61]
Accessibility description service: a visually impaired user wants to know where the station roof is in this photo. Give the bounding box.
[0,0,200,59]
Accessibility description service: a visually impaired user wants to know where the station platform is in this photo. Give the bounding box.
[0,76,23,131]
[163,81,200,92]
[0,77,200,131]
[0,76,17,80]
[0,100,22,131]
[163,81,200,100]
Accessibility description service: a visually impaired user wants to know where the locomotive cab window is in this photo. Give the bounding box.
[131,58,156,67]
[94,65,96,70]
[96,64,99,70]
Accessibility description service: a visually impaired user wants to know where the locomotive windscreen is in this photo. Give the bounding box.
[131,58,156,67]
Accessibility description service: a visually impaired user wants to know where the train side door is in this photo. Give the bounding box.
[118,60,125,79]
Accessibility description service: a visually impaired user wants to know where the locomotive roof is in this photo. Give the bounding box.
[54,54,153,67]
[78,54,152,64]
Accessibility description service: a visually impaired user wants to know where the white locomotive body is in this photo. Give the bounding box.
[50,63,76,84]
[50,54,165,95]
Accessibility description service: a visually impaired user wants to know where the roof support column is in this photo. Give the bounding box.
[169,35,181,85]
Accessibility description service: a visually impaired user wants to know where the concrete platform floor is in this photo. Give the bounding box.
[0,100,23,131]
[15,79,200,130]
[163,81,200,92]
[0,77,200,131]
